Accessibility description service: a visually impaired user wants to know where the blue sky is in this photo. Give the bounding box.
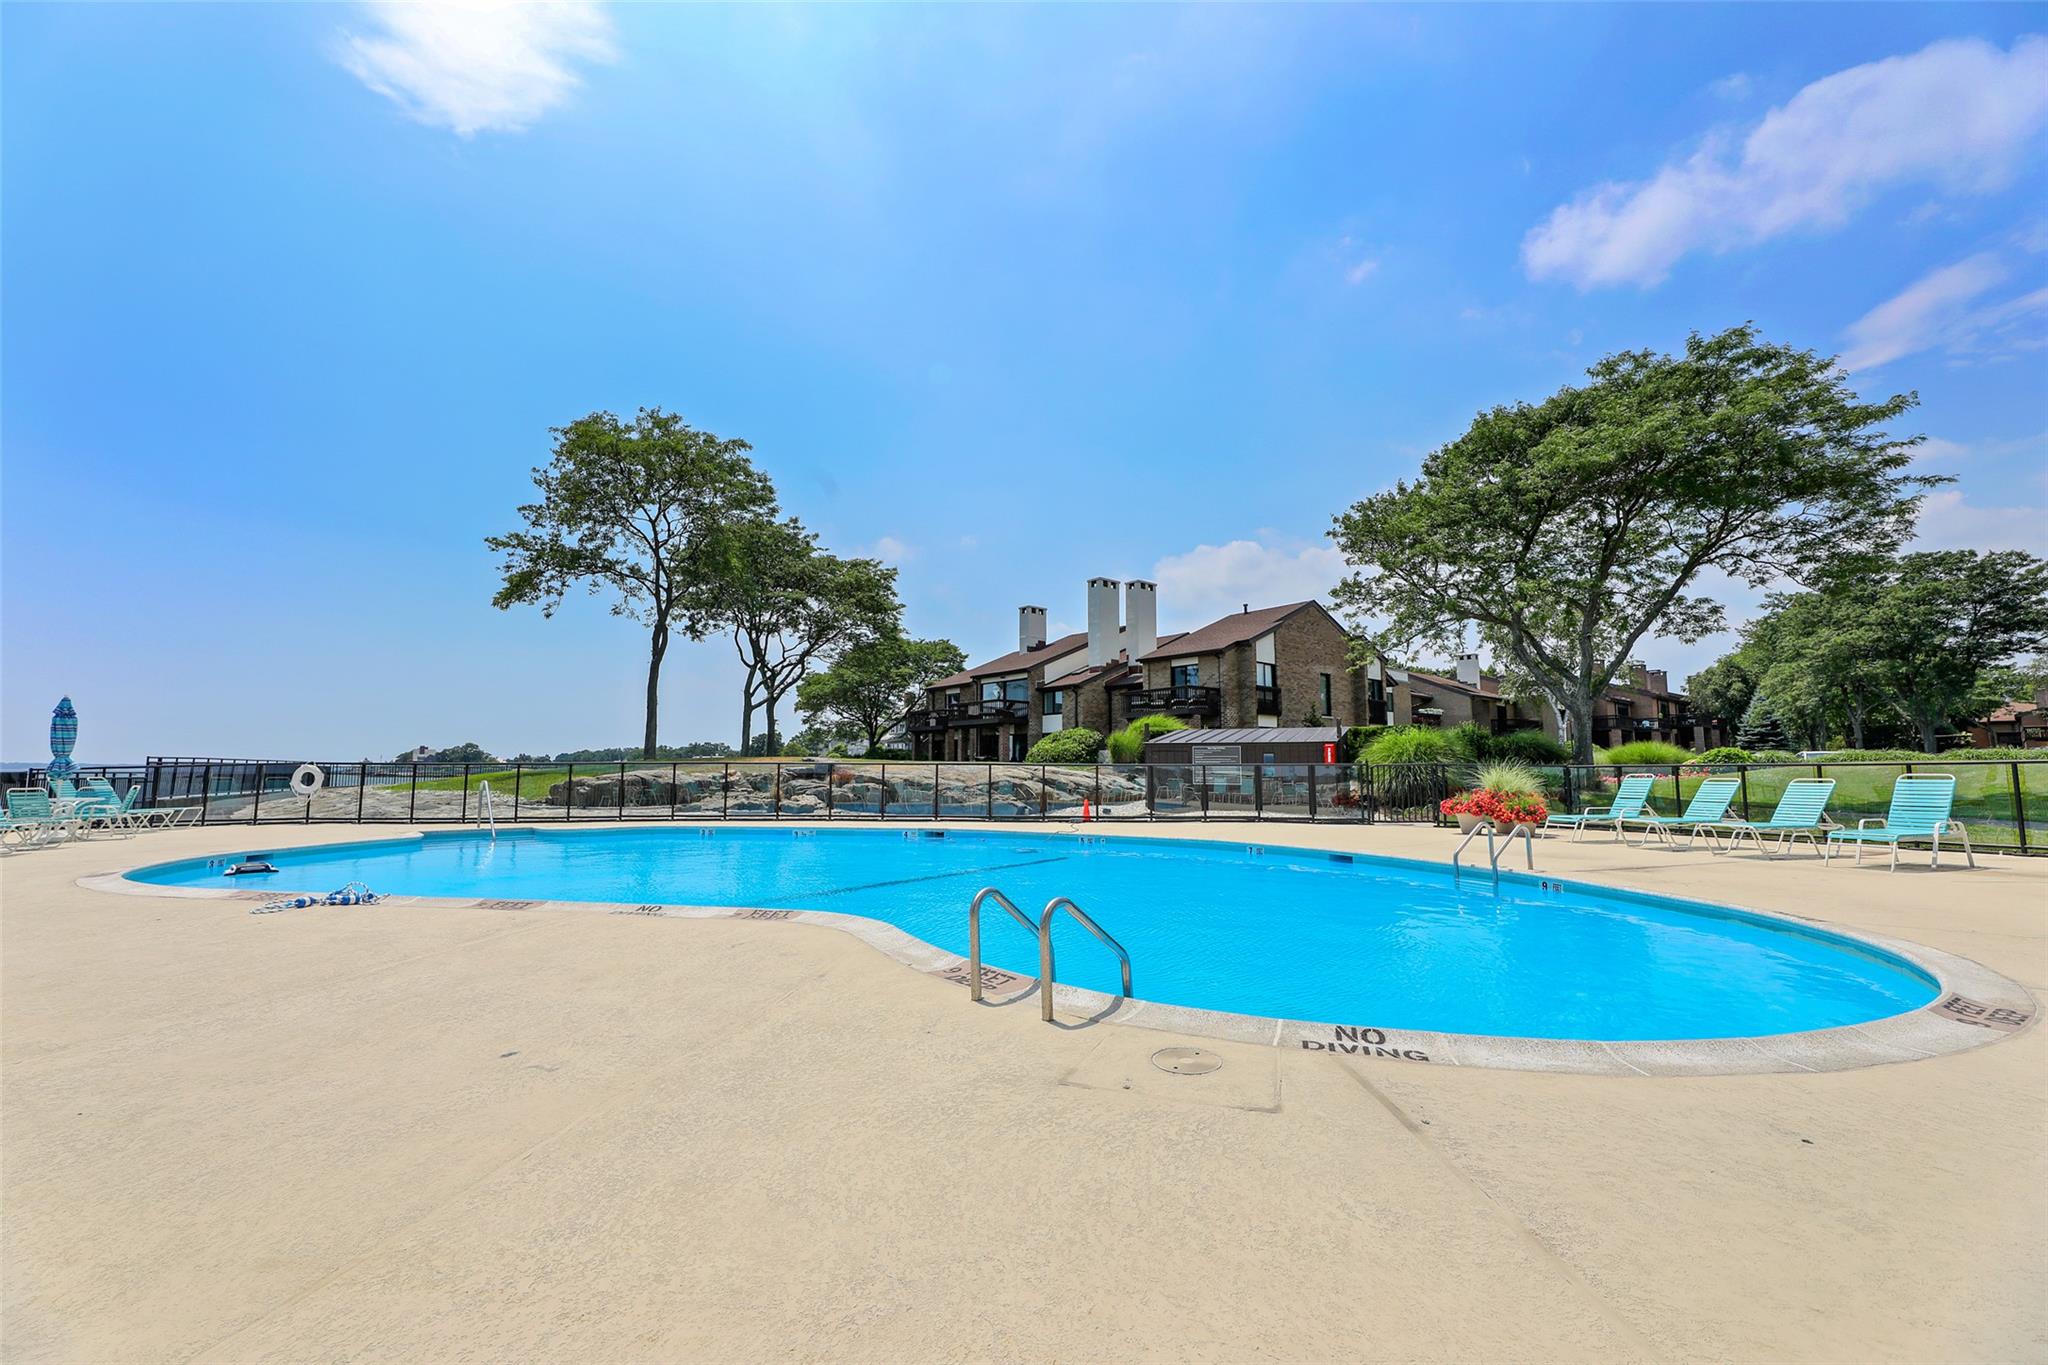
[4,3,2045,762]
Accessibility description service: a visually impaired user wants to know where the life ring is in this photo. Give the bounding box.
[290,763,324,798]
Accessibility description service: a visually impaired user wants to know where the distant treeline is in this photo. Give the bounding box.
[397,742,737,765]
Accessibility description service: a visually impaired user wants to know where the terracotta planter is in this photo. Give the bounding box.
[1455,813,1485,833]
[1503,820,1539,838]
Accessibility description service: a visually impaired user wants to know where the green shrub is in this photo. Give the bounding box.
[1748,749,1799,762]
[1340,725,1387,762]
[1598,740,1697,766]
[1788,746,2044,763]
[1107,715,1188,763]
[1444,722,1490,763]
[1470,759,1543,797]
[1024,727,1102,764]
[1362,725,1458,765]
[1489,729,1571,763]
[1697,746,1753,764]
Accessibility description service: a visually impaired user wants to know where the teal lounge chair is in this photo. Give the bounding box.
[1544,773,1658,842]
[76,782,145,837]
[1824,773,1974,871]
[5,789,77,844]
[1625,776,1740,848]
[1702,778,1837,857]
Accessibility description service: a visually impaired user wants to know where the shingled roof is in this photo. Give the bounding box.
[925,631,1088,691]
[1135,602,1318,662]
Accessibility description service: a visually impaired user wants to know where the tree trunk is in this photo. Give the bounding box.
[739,664,757,753]
[763,689,781,756]
[642,622,668,760]
[1563,691,1598,764]
[1847,702,1866,751]
[1914,711,1941,754]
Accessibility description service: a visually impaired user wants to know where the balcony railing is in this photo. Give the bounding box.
[1128,685,1222,718]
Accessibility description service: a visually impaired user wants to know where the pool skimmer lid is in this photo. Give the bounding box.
[1152,1047,1222,1076]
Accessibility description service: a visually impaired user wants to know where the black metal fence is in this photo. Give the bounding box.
[11,757,1457,828]
[22,755,2039,852]
[1556,759,2048,854]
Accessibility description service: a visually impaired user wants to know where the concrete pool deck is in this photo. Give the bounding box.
[4,822,2044,1361]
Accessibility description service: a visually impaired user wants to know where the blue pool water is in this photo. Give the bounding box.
[131,828,1940,1041]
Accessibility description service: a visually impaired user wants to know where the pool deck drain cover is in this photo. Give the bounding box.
[1152,1047,1223,1076]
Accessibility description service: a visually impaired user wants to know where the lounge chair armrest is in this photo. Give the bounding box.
[1856,817,1886,829]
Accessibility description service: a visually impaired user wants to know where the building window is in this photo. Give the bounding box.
[1319,672,1332,716]
[1171,662,1200,690]
[1042,689,1064,716]
[1255,661,1279,715]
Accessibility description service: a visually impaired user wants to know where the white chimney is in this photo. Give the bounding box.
[1123,580,1158,662]
[1018,605,1047,652]
[1086,577,1120,667]
[1455,652,1482,688]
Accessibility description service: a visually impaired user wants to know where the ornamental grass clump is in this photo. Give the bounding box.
[1440,759,1550,827]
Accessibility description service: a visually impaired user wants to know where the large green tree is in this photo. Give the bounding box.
[1866,550,2048,751]
[487,409,775,758]
[795,635,966,753]
[1330,326,1938,761]
[682,516,902,751]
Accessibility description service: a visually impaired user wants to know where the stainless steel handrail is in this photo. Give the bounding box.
[1037,896,1133,1022]
[477,780,497,840]
[966,886,1041,1002]
[1451,820,1533,881]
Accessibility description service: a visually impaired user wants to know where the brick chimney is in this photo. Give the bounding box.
[1018,605,1047,652]
[1086,577,1120,668]
[1645,668,1669,694]
[1627,659,1649,691]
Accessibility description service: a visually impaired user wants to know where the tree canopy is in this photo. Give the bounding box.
[1691,549,2048,752]
[679,516,903,751]
[795,635,966,753]
[1331,325,1938,761]
[487,408,775,758]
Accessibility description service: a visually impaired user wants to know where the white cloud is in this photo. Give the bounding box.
[1150,536,1347,627]
[338,2,616,137]
[1523,36,2048,288]
[1911,436,1969,465]
[1840,253,2048,370]
[1706,72,1753,102]
[1912,488,2048,553]
[867,535,915,564]
[1344,257,1380,286]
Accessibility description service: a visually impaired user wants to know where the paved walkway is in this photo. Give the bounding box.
[3,822,2043,1362]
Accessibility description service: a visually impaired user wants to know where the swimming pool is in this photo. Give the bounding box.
[130,827,1940,1042]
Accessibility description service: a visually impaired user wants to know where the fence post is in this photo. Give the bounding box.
[1039,765,1048,820]
[619,763,628,821]
[986,764,994,821]
[199,763,213,825]
[514,763,524,823]
[1254,764,1264,821]
[357,763,368,822]
[252,763,265,824]
[825,763,835,819]
[1737,764,1750,821]
[461,764,472,824]
[1309,764,1319,821]
[408,763,418,823]
[2013,762,2028,854]
[564,764,576,821]
[930,764,939,820]
[670,763,679,822]
[773,764,783,818]
[721,764,729,818]
[1093,765,1101,816]
[1200,765,1210,821]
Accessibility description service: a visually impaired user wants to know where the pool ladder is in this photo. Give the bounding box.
[967,887,1133,1022]
[1451,820,1533,882]
[476,780,497,841]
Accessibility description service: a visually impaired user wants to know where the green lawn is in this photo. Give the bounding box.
[1562,762,2045,849]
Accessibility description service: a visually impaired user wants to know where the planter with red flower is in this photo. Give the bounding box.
[1442,761,1552,837]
